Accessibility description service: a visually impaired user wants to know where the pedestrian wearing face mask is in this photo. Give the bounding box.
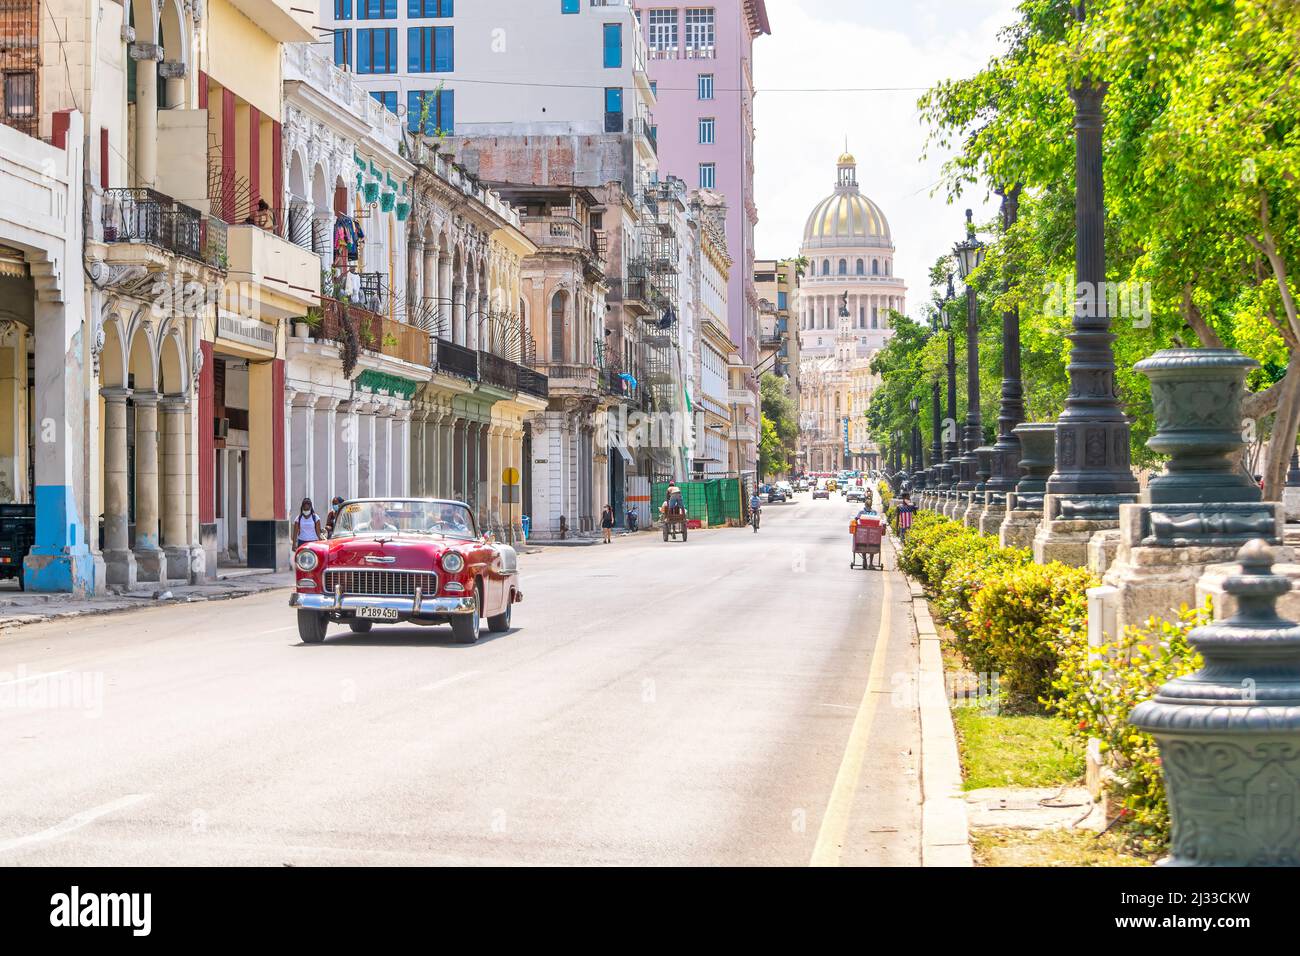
[296,498,323,550]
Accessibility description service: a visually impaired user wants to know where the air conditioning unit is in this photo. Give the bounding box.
[214,417,230,440]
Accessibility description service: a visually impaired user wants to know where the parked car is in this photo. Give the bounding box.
[289,498,521,645]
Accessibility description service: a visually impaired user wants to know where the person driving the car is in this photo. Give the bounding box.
[429,503,471,535]
[355,502,397,533]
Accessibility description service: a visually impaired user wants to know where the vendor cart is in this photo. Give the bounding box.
[660,500,689,542]
[850,514,883,570]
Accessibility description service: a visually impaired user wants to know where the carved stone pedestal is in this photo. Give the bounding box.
[978,493,1006,537]
[1102,501,1289,640]
[999,491,1042,550]
[1032,493,1135,569]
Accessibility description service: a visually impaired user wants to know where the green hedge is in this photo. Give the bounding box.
[899,509,1206,855]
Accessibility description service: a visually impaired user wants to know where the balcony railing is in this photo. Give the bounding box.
[434,337,478,380]
[319,297,429,368]
[479,351,518,392]
[626,116,657,153]
[102,188,227,270]
[518,366,549,400]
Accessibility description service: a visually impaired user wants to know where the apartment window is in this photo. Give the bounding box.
[357,28,397,73]
[3,72,35,121]
[856,258,864,275]
[333,29,353,69]
[357,0,397,18]
[408,89,454,134]
[778,291,788,310]
[647,9,678,52]
[561,0,578,11]
[370,90,398,113]
[409,0,452,15]
[838,259,847,275]
[650,80,657,97]
[408,26,454,72]
[698,116,714,145]
[698,162,715,189]
[334,0,352,19]
[697,73,714,99]
[603,23,622,68]
[685,8,715,50]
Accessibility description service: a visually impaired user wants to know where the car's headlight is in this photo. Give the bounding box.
[295,549,319,572]
[441,552,464,573]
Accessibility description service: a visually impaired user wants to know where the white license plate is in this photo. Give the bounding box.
[356,607,400,621]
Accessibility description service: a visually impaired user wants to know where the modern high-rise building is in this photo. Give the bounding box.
[634,1,770,372]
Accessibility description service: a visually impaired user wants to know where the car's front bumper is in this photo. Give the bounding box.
[290,592,477,616]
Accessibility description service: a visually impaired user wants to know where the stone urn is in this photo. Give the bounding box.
[1135,348,1260,505]
[1131,540,1300,865]
[1012,423,1055,502]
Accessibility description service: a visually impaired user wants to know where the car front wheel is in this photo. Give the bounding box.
[451,593,482,644]
[297,610,328,644]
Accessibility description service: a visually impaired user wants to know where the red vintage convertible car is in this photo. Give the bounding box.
[289,498,522,645]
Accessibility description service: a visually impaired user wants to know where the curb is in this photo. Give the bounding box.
[907,573,974,867]
[0,580,290,632]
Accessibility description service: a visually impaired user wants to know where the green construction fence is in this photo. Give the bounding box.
[651,478,747,527]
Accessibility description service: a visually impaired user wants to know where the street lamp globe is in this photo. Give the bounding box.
[941,312,951,333]
[953,210,985,280]
[909,396,919,414]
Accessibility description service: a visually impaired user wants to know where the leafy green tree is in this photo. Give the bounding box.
[757,413,786,480]
[918,0,1300,496]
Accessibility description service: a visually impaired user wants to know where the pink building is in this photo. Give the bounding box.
[635,2,771,365]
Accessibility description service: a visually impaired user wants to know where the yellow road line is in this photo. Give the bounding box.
[809,566,893,867]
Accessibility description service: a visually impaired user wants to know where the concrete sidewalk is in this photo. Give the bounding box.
[0,570,293,631]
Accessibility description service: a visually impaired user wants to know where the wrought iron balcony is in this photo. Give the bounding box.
[102,187,227,270]
[478,350,519,392]
[517,366,549,400]
[434,337,478,380]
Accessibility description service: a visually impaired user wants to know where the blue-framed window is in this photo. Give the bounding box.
[357,0,396,19]
[561,0,579,12]
[603,23,622,68]
[605,87,622,114]
[357,28,397,73]
[409,0,452,16]
[778,291,788,311]
[333,29,353,69]
[334,0,352,19]
[407,89,454,135]
[408,26,453,72]
[370,90,398,113]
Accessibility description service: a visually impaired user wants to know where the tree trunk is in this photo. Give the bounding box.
[1262,363,1300,501]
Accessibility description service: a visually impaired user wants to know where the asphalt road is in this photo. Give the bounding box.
[0,493,921,866]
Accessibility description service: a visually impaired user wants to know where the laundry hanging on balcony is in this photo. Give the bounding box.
[334,215,365,262]
[619,373,638,389]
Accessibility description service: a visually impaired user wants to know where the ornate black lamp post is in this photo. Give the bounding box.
[909,396,924,489]
[1043,2,1137,505]
[941,282,959,494]
[953,210,986,497]
[986,186,1025,498]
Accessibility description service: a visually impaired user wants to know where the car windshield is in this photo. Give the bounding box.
[331,500,478,540]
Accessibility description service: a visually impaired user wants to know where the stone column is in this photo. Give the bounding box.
[439,254,452,335]
[130,44,162,186]
[313,397,335,509]
[357,405,375,497]
[133,391,165,581]
[161,396,194,581]
[423,248,438,332]
[408,239,424,327]
[289,392,313,508]
[102,387,137,589]
[336,400,357,500]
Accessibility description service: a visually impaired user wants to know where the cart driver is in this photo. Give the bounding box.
[665,484,685,516]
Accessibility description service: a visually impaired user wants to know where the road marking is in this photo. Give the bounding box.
[0,669,68,688]
[809,569,893,867]
[419,670,480,693]
[0,793,151,856]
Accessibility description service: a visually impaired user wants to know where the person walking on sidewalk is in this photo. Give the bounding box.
[895,493,917,543]
[600,504,615,544]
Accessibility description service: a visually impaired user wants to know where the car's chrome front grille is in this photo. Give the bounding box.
[324,569,438,597]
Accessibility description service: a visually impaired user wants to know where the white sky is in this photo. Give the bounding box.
[752,0,1020,318]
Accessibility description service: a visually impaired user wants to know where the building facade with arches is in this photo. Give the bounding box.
[797,152,907,473]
